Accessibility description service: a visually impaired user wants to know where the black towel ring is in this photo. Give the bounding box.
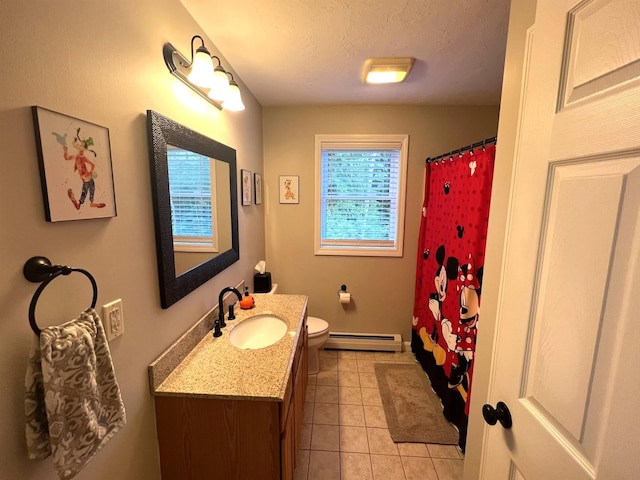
[23,256,98,336]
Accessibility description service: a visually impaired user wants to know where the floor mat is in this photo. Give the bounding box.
[375,363,459,444]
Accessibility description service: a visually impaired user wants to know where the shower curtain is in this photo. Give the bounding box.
[411,144,496,452]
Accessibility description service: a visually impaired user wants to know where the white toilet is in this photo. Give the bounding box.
[264,285,329,374]
[306,316,330,374]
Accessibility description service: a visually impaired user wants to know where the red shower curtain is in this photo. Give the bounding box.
[411,144,495,452]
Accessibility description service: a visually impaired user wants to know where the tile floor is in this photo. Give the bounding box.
[293,349,464,480]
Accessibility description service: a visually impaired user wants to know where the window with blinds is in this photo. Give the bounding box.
[167,146,219,252]
[315,134,408,257]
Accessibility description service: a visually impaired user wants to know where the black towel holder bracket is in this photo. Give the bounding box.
[23,256,98,336]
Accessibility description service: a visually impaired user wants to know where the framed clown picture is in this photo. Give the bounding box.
[32,106,117,222]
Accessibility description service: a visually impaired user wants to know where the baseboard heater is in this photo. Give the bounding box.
[324,332,402,352]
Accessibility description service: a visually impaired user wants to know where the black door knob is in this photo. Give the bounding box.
[482,401,513,429]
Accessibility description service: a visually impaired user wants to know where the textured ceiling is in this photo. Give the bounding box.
[179,0,511,106]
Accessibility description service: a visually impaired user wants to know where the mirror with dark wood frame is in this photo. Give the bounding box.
[147,110,239,308]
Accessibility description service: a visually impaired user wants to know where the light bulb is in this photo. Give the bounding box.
[187,47,214,88]
[365,69,408,84]
[208,66,231,101]
[222,81,245,111]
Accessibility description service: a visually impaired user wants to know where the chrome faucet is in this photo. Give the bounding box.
[213,286,242,337]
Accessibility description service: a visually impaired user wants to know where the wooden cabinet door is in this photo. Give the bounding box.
[302,325,308,399]
[293,326,307,458]
[155,396,281,480]
[281,399,295,480]
[294,356,304,459]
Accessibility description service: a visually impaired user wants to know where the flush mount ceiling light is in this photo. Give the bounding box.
[361,57,416,84]
[163,35,244,111]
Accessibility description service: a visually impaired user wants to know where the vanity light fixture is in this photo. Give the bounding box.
[361,57,416,84]
[163,35,244,111]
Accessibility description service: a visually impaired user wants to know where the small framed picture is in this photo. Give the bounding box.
[254,173,263,205]
[241,169,252,206]
[32,106,117,222]
[279,175,299,204]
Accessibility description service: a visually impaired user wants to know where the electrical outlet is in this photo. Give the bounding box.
[102,299,124,341]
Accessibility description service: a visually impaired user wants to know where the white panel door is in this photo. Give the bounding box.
[480,0,640,479]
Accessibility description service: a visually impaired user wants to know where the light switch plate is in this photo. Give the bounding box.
[102,299,124,341]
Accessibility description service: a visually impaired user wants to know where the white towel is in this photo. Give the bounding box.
[25,309,126,479]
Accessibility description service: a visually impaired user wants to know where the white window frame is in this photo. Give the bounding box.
[314,134,409,257]
[167,147,220,253]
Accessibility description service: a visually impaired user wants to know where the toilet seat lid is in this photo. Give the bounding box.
[307,316,329,335]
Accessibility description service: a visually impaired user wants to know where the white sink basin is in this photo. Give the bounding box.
[229,314,288,350]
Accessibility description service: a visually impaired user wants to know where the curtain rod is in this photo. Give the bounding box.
[425,136,497,163]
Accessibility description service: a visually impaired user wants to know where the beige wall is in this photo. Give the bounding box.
[263,106,500,342]
[0,1,264,479]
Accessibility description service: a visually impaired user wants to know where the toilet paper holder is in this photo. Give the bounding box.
[337,284,351,304]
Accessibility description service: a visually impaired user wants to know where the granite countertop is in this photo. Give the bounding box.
[153,294,308,402]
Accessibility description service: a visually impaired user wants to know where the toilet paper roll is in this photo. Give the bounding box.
[339,292,351,304]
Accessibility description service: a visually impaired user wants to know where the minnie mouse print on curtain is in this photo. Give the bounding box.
[411,142,496,452]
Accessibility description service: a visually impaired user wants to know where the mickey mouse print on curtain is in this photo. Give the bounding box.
[411,142,496,452]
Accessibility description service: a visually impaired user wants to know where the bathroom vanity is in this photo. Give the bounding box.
[149,294,308,480]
